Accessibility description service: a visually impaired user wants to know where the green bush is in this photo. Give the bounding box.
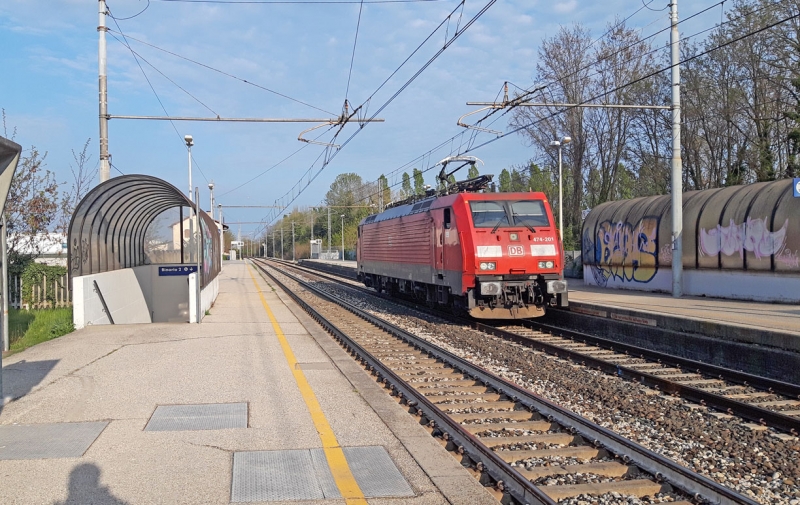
[9,307,74,352]
[17,262,68,307]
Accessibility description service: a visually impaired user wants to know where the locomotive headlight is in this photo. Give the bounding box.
[479,262,496,271]
[509,233,519,241]
[538,260,555,269]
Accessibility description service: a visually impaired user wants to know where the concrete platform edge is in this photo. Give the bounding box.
[260,267,497,505]
[563,301,800,353]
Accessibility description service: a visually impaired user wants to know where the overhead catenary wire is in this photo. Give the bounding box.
[217,124,338,198]
[255,0,497,228]
[466,0,790,137]
[108,37,220,117]
[106,30,336,116]
[345,0,366,101]
[153,0,444,4]
[106,7,210,183]
[460,9,800,160]
[349,1,799,208]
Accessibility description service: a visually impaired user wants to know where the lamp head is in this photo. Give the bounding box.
[549,140,560,147]
[184,135,193,147]
[561,136,572,145]
[208,182,214,191]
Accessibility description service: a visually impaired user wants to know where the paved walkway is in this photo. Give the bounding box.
[568,284,800,337]
[0,261,492,505]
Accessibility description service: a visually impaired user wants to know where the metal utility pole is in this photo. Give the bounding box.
[194,188,201,323]
[462,77,676,290]
[670,0,683,298]
[98,0,110,183]
[280,226,284,260]
[218,204,223,265]
[327,207,331,254]
[341,214,345,261]
[291,222,295,261]
[272,232,276,258]
[1,216,7,353]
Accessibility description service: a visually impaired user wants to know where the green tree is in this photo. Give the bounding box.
[467,164,479,179]
[498,169,512,192]
[412,168,425,195]
[378,174,391,209]
[401,172,412,197]
[1,112,58,264]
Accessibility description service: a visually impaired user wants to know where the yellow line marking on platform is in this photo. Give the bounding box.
[247,262,367,504]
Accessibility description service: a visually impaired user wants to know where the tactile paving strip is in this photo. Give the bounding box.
[144,402,247,431]
[231,446,414,502]
[0,421,108,460]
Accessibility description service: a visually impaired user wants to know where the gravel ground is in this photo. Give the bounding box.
[276,265,800,504]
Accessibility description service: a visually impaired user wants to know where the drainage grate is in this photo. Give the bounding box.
[144,403,247,431]
[231,446,414,502]
[342,446,415,497]
[0,421,108,460]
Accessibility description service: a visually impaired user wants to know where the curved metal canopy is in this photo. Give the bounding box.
[68,174,220,287]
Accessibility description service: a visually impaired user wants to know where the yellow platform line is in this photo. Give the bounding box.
[247,263,368,504]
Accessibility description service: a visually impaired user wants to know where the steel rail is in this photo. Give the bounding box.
[254,259,757,505]
[250,259,554,505]
[292,259,800,435]
[524,315,800,399]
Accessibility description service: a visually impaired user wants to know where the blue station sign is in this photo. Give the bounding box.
[794,177,800,198]
[158,265,198,276]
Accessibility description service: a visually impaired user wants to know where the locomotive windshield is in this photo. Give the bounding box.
[470,201,508,227]
[469,200,550,228]
[510,200,550,227]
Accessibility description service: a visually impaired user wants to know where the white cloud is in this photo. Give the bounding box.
[553,0,578,14]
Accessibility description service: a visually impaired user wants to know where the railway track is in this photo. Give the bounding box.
[252,258,757,505]
[291,259,800,436]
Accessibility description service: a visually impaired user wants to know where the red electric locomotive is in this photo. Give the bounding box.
[357,157,568,319]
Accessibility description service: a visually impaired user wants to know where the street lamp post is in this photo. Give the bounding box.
[280,226,284,260]
[184,135,193,201]
[184,135,195,261]
[291,222,296,261]
[341,214,345,261]
[208,182,214,220]
[548,136,571,244]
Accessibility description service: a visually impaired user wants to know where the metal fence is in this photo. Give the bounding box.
[9,273,72,309]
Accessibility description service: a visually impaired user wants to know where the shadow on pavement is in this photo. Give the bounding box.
[0,359,59,415]
[55,463,129,505]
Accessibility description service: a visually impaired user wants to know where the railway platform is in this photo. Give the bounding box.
[0,261,494,504]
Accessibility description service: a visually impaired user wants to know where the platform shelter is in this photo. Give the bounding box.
[68,175,221,327]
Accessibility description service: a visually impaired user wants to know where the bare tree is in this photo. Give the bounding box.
[57,138,95,235]
[2,110,60,263]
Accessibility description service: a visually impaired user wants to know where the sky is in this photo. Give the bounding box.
[0,0,726,237]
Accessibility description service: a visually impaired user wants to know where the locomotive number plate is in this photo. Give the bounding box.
[508,245,525,256]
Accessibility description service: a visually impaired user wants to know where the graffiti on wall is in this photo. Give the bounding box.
[699,217,788,259]
[585,217,660,286]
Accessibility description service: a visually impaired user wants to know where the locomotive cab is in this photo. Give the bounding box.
[463,195,567,319]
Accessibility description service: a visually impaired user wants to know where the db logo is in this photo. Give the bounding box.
[508,245,524,256]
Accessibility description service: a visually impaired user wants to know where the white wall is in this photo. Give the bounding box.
[188,273,219,323]
[73,269,152,329]
[73,264,218,328]
[133,264,191,323]
[583,265,800,303]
